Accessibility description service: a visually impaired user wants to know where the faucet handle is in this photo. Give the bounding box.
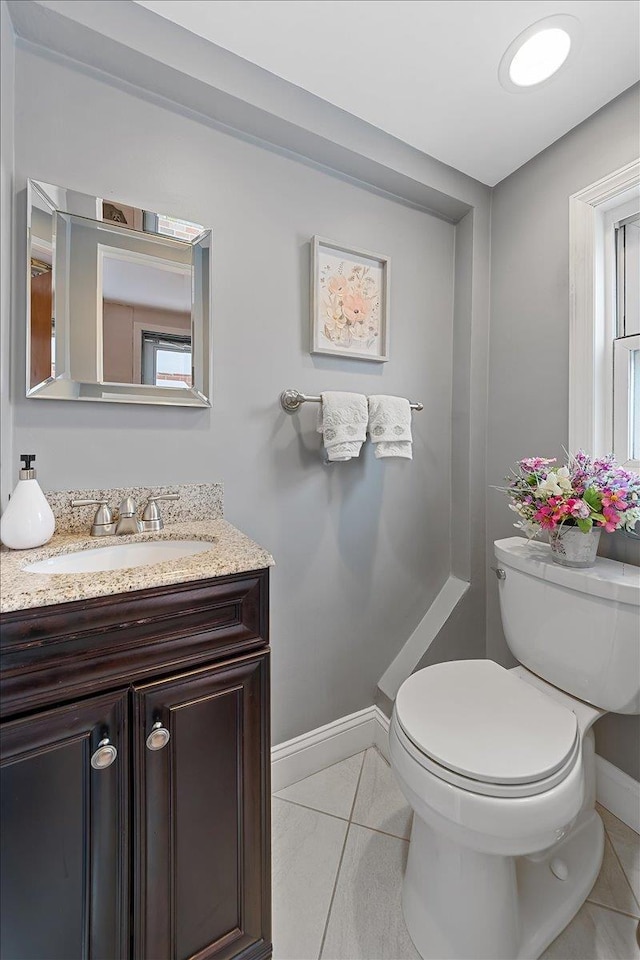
[71,499,115,536]
[141,493,180,532]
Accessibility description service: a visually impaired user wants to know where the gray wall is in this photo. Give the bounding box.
[487,84,640,779]
[1,1,14,508]
[10,44,457,745]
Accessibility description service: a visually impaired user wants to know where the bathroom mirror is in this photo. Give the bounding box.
[26,179,211,406]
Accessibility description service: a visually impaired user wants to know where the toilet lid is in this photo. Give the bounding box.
[395,661,578,785]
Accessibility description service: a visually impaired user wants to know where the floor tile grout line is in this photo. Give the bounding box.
[349,746,412,841]
[600,821,640,913]
[272,794,349,824]
[348,749,369,823]
[586,897,640,922]
[350,819,411,843]
[273,792,411,843]
[317,751,367,960]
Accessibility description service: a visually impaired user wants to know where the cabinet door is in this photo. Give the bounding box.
[0,690,129,960]
[134,652,270,960]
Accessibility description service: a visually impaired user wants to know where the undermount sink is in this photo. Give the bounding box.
[25,539,214,575]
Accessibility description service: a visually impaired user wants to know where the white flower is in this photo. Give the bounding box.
[556,466,573,492]
[537,468,572,498]
[537,474,561,498]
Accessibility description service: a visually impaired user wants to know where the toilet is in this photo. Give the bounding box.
[389,536,640,960]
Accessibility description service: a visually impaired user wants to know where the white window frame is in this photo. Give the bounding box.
[614,334,640,469]
[569,159,640,469]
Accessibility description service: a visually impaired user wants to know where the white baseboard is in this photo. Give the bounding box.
[596,755,640,833]
[271,705,390,793]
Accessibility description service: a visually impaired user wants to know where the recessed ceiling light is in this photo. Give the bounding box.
[499,15,582,93]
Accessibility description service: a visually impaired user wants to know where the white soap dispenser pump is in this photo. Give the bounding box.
[0,455,56,550]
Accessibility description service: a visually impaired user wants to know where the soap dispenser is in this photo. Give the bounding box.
[0,455,56,550]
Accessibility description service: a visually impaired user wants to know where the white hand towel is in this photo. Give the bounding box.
[317,392,368,461]
[367,395,413,459]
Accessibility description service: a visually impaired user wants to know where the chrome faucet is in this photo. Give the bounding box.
[115,497,142,535]
[72,493,180,537]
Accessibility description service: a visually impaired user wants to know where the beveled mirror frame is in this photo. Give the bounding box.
[26,179,212,407]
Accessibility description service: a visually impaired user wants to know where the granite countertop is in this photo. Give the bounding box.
[0,519,274,614]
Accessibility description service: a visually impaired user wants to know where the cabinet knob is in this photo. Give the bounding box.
[146,721,171,751]
[91,737,118,769]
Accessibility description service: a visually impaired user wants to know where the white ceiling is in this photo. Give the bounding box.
[135,0,640,186]
[102,256,191,312]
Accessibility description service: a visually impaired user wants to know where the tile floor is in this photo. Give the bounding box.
[272,747,640,960]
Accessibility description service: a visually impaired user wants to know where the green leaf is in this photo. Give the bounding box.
[576,518,592,533]
[583,487,602,511]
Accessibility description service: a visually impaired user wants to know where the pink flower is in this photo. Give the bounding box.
[342,293,370,325]
[519,457,556,473]
[602,489,628,510]
[328,275,349,298]
[569,499,590,519]
[600,505,621,532]
[534,505,557,530]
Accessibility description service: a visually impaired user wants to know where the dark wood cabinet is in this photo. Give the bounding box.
[0,690,129,960]
[134,653,270,960]
[0,569,271,960]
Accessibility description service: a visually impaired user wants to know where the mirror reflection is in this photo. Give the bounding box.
[27,180,211,406]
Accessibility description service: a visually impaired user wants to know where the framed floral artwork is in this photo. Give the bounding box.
[311,237,389,362]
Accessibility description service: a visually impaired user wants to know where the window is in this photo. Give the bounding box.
[142,211,204,242]
[569,160,640,470]
[614,217,640,466]
[141,332,192,389]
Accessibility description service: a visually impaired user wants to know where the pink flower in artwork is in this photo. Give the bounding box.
[328,275,349,298]
[342,293,370,325]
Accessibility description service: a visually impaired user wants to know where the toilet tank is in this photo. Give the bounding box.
[494,537,640,714]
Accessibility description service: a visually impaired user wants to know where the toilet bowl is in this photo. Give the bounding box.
[390,537,640,960]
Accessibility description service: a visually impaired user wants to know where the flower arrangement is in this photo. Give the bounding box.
[500,451,640,537]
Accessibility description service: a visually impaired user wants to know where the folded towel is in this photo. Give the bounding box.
[317,392,368,461]
[368,395,413,459]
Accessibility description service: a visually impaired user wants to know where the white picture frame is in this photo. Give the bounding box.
[310,236,389,362]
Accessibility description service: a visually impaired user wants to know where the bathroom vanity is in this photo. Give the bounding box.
[0,486,273,960]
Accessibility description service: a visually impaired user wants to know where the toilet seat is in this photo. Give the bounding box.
[394,660,580,799]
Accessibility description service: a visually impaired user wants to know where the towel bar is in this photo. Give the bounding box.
[280,389,423,414]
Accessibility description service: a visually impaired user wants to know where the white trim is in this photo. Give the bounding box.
[613,334,640,469]
[271,705,390,793]
[377,575,469,702]
[569,160,640,456]
[596,755,640,833]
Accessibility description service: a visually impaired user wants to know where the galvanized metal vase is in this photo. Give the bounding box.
[548,526,601,568]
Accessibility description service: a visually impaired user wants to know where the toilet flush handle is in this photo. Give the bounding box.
[491,566,506,580]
